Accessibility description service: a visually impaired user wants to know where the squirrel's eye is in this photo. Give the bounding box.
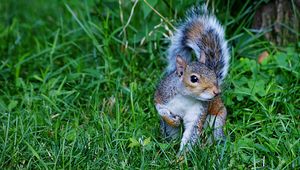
[190,75,198,83]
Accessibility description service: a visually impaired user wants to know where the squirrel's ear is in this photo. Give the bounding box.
[199,51,206,64]
[176,55,186,76]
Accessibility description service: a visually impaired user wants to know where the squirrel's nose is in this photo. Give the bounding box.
[212,87,220,95]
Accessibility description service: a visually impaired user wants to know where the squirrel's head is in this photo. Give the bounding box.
[176,55,220,101]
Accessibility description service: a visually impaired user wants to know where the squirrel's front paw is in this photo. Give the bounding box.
[170,115,181,127]
[162,114,181,127]
[156,104,181,127]
[157,107,170,117]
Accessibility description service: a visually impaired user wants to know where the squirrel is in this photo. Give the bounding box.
[154,5,229,153]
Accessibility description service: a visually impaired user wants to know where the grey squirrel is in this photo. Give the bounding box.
[154,6,229,153]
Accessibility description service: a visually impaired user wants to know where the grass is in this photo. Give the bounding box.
[0,0,299,169]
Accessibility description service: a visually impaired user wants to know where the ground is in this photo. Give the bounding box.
[0,0,299,169]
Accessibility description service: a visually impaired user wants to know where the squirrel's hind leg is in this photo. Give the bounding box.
[206,96,227,141]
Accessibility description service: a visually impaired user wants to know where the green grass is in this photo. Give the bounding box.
[0,0,299,169]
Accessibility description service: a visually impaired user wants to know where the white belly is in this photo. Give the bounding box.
[166,94,205,124]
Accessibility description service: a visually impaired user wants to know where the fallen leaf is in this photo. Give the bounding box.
[258,51,269,64]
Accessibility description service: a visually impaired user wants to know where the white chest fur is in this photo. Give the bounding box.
[166,94,205,125]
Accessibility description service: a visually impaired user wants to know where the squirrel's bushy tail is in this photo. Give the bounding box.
[167,5,230,83]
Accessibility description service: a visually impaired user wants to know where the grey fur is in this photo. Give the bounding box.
[155,72,180,104]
